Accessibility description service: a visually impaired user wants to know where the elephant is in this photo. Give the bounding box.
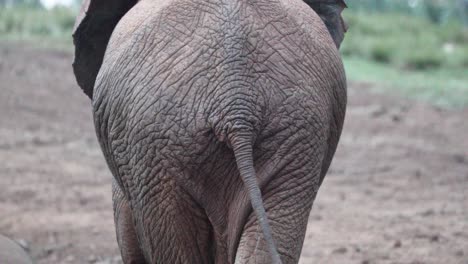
[0,234,33,264]
[72,0,347,263]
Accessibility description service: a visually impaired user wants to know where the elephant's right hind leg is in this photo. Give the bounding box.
[112,179,147,264]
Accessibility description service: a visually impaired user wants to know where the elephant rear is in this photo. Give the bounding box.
[73,0,347,263]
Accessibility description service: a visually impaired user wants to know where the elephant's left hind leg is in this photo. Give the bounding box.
[112,179,147,264]
[234,160,320,264]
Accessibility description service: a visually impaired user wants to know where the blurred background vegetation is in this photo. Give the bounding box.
[1,0,467,108]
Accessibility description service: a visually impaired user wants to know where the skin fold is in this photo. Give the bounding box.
[73,0,347,263]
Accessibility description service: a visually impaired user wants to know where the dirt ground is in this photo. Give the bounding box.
[0,43,467,264]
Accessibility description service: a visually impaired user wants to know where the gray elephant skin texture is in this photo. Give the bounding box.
[72,0,347,263]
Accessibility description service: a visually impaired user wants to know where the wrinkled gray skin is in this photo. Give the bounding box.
[73,0,347,263]
[0,235,33,264]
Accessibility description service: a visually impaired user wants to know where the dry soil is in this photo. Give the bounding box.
[1,43,467,264]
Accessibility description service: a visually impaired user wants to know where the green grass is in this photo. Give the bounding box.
[343,57,468,109]
[0,6,75,49]
[341,10,468,108]
[347,0,468,26]
[342,12,468,71]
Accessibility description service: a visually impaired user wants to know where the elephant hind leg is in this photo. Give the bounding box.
[234,180,316,264]
[234,154,321,264]
[112,179,147,264]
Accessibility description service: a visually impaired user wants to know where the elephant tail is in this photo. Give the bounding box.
[229,131,282,264]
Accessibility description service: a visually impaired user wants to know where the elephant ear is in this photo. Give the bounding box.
[304,0,348,48]
[72,0,137,99]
